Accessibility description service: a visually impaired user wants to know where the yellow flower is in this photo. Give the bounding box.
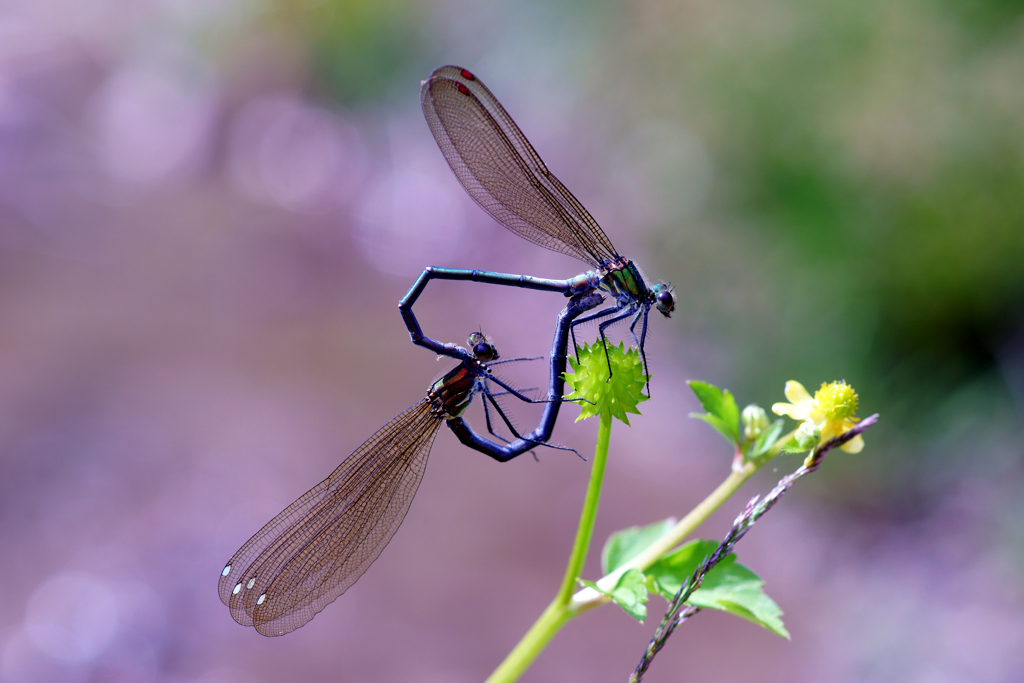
[772,380,863,453]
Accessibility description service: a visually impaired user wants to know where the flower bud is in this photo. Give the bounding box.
[794,418,821,451]
[564,341,649,426]
[742,404,769,441]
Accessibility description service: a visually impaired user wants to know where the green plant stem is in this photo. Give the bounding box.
[567,430,793,615]
[485,411,613,683]
[557,410,612,603]
[487,423,795,682]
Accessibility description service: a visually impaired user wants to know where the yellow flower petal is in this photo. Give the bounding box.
[818,422,842,443]
[840,434,864,453]
[772,402,812,420]
[783,381,812,404]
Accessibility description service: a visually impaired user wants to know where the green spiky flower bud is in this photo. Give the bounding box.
[564,341,649,426]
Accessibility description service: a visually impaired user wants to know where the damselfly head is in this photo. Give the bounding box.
[652,283,676,318]
[467,332,499,362]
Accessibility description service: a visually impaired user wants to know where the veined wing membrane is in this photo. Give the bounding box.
[421,66,618,267]
[218,401,439,636]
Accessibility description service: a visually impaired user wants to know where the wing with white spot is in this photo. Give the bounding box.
[218,400,440,636]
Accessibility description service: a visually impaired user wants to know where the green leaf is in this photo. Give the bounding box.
[691,564,789,638]
[580,569,649,622]
[687,381,739,445]
[601,518,676,574]
[690,413,739,447]
[781,436,810,453]
[646,539,723,597]
[646,540,789,638]
[748,419,785,458]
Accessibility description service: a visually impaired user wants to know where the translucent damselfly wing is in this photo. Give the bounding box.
[421,65,618,267]
[219,400,440,635]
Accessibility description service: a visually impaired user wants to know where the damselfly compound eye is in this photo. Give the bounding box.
[653,284,675,317]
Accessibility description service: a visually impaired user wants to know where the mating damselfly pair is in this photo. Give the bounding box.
[219,66,674,636]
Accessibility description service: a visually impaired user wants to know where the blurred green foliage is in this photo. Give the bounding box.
[635,0,1024,453]
[266,0,426,102]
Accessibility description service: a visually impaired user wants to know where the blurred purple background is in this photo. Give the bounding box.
[2,0,1024,681]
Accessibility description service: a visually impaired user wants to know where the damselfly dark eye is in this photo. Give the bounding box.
[474,342,496,360]
[655,287,675,317]
[466,332,497,361]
